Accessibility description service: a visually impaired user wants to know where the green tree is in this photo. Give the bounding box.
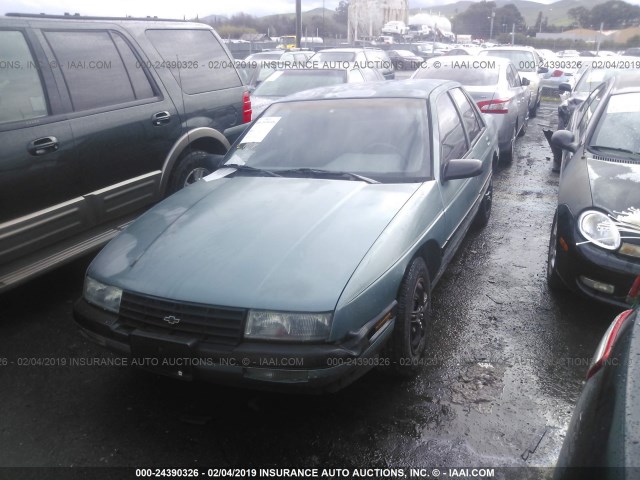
[452,1,496,38]
[335,1,349,25]
[495,4,525,33]
[589,0,640,29]
[568,7,590,28]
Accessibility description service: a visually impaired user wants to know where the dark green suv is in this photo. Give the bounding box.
[0,13,251,291]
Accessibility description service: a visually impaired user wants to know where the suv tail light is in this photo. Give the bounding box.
[477,99,510,114]
[586,309,633,380]
[551,69,564,77]
[242,91,252,123]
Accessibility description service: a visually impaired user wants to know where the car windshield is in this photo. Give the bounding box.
[480,50,535,72]
[589,92,640,155]
[575,68,617,93]
[225,98,430,183]
[253,70,347,97]
[414,66,499,86]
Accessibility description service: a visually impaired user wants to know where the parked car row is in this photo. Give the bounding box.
[548,71,640,308]
[3,10,640,471]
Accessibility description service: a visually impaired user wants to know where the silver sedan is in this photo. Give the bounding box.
[411,55,530,163]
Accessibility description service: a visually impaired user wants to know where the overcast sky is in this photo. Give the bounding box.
[5,0,640,18]
[3,0,570,19]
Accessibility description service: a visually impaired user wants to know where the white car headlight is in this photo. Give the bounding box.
[245,310,332,342]
[84,276,123,313]
[578,210,621,250]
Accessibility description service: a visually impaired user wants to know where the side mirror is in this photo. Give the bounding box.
[559,82,572,93]
[521,77,530,86]
[551,130,578,153]
[443,159,483,181]
[537,66,549,74]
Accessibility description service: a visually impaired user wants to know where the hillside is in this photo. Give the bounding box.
[411,0,612,27]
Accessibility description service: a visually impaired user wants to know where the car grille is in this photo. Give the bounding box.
[118,292,246,345]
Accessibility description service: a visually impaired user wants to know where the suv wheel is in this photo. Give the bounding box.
[168,150,224,194]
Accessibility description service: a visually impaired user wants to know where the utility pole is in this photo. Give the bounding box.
[295,0,302,48]
[511,23,515,45]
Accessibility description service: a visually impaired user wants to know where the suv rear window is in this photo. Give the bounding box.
[44,30,155,111]
[146,29,241,94]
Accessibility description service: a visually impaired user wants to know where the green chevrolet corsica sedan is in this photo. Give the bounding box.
[74,80,499,392]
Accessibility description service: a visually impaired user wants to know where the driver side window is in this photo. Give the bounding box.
[437,92,468,167]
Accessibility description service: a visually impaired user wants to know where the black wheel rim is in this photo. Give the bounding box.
[410,277,428,354]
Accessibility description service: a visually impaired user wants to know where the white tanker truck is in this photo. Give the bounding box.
[408,13,453,40]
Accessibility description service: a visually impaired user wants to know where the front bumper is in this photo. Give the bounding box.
[73,298,395,393]
[554,205,640,307]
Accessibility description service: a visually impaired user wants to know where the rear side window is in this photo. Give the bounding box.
[437,93,468,164]
[449,88,482,145]
[44,30,155,111]
[0,31,48,124]
[146,29,241,94]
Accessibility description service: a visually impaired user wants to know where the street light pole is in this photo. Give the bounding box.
[489,10,495,40]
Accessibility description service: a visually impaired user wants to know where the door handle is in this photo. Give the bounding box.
[152,111,171,126]
[28,136,59,156]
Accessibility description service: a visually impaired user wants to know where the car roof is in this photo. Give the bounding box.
[483,46,536,52]
[426,55,510,67]
[273,79,457,104]
[609,71,640,94]
[317,48,365,53]
[2,13,205,31]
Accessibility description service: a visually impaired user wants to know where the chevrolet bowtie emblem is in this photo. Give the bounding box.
[163,315,181,325]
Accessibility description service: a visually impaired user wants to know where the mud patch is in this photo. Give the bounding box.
[450,362,506,413]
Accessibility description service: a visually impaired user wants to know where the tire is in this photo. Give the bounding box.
[167,150,224,195]
[389,257,431,377]
[473,178,493,229]
[518,113,528,137]
[500,125,517,164]
[529,91,540,118]
[547,211,567,290]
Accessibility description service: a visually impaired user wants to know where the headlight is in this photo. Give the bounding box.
[244,310,332,342]
[84,276,123,313]
[578,210,621,250]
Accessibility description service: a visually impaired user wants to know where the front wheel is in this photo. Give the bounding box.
[167,150,224,195]
[529,91,540,118]
[389,257,431,377]
[500,125,517,164]
[547,212,566,290]
[473,178,493,229]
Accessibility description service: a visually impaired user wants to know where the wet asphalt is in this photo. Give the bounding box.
[0,95,624,477]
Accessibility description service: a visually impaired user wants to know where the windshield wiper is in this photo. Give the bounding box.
[222,164,282,177]
[278,168,380,184]
[589,146,640,156]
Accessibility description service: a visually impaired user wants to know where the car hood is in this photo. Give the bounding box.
[90,176,421,311]
[587,158,640,218]
[249,95,277,117]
